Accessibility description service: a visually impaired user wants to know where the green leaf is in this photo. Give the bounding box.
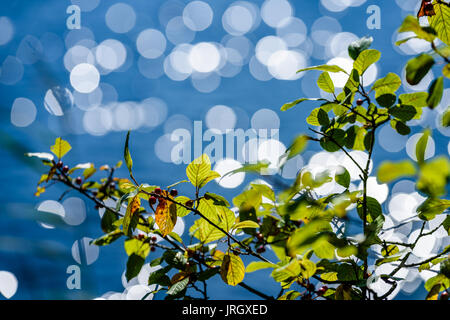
[91,229,123,246]
[428,3,450,46]
[442,107,450,127]
[405,54,435,85]
[204,192,230,207]
[272,259,301,282]
[186,154,214,189]
[124,238,150,259]
[126,254,145,281]
[377,160,416,183]
[280,98,327,111]
[391,119,411,135]
[297,65,348,74]
[299,259,316,279]
[357,197,382,223]
[371,73,401,97]
[317,108,330,127]
[232,220,260,231]
[444,215,450,235]
[376,94,397,108]
[353,49,381,75]
[317,72,335,93]
[148,267,172,286]
[335,166,350,189]
[50,137,72,159]
[427,77,444,109]
[220,253,245,286]
[246,261,277,273]
[348,36,373,60]
[101,209,118,233]
[417,157,450,197]
[417,198,450,221]
[399,92,429,108]
[416,129,431,164]
[444,64,450,78]
[124,131,133,175]
[167,277,189,296]
[278,290,301,300]
[286,135,309,160]
[389,105,417,122]
[306,108,321,126]
[222,161,270,178]
[398,15,437,42]
[174,196,192,217]
[381,245,399,257]
[190,201,235,243]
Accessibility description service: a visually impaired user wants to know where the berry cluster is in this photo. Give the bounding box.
[148,187,178,206]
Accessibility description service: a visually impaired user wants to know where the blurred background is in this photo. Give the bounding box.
[0,0,448,300]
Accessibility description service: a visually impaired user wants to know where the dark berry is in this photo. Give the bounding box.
[170,189,178,197]
[256,246,265,254]
[356,99,364,106]
[151,236,157,242]
[149,196,157,205]
[441,291,449,300]
[56,161,63,169]
[154,188,162,195]
[75,177,83,185]
[186,200,194,207]
[62,165,69,173]
[256,233,264,241]
[317,286,328,296]
[109,182,116,189]
[150,246,156,252]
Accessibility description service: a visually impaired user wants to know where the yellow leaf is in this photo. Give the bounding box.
[50,137,72,159]
[425,284,441,300]
[190,201,235,243]
[155,191,177,237]
[220,253,245,286]
[123,195,141,236]
[232,220,260,231]
[206,250,225,267]
[186,154,214,188]
[34,186,45,197]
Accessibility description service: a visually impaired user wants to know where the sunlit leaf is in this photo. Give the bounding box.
[405,54,435,85]
[377,160,416,183]
[428,2,450,45]
[124,131,133,175]
[427,77,444,109]
[123,195,141,236]
[353,49,381,75]
[297,65,348,74]
[317,72,335,93]
[155,191,177,237]
[50,137,72,159]
[220,253,245,286]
